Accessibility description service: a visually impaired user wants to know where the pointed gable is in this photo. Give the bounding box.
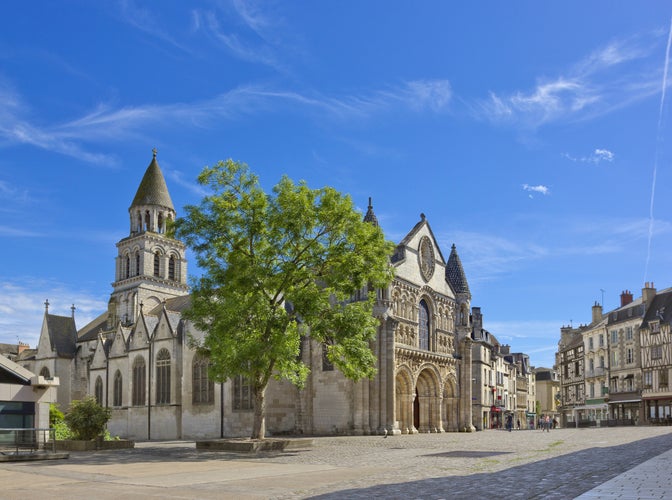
[390,214,454,297]
[37,312,78,359]
[129,313,151,350]
[90,334,110,369]
[109,324,130,358]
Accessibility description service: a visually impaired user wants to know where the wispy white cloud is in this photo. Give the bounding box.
[563,148,615,164]
[522,184,550,197]
[477,31,668,127]
[0,80,453,163]
[117,0,191,54]
[0,278,106,346]
[193,8,281,70]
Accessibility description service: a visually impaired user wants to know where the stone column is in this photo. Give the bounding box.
[460,337,475,431]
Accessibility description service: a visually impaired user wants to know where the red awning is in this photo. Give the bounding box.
[490,406,501,412]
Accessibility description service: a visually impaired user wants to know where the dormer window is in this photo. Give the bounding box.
[651,321,661,334]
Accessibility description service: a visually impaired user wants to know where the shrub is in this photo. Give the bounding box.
[49,403,65,426]
[64,396,112,441]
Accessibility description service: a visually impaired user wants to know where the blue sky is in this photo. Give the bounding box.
[2,1,672,369]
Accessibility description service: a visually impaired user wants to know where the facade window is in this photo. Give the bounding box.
[156,349,171,405]
[588,337,594,350]
[39,366,51,379]
[599,356,605,368]
[612,350,619,367]
[626,348,634,365]
[626,377,634,391]
[651,321,660,333]
[625,327,633,340]
[599,334,604,347]
[589,383,595,398]
[322,343,334,371]
[589,358,594,374]
[233,374,253,411]
[419,299,430,350]
[660,369,669,388]
[192,355,214,405]
[610,377,618,393]
[611,330,618,344]
[169,256,176,281]
[154,252,160,277]
[95,376,103,405]
[113,370,122,407]
[132,357,146,406]
[644,371,653,387]
[652,345,663,360]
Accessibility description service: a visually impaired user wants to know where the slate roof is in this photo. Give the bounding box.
[46,313,78,358]
[642,289,672,326]
[446,244,470,295]
[77,312,109,342]
[130,151,174,211]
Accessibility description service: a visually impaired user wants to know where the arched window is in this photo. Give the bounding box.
[154,252,161,277]
[419,299,430,350]
[95,376,103,405]
[168,256,176,281]
[233,375,253,410]
[144,211,150,231]
[158,213,164,233]
[132,357,146,406]
[156,349,171,404]
[125,256,130,279]
[192,355,214,405]
[113,370,123,407]
[135,253,141,276]
[137,213,142,233]
[40,366,51,379]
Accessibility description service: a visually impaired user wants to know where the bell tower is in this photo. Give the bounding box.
[108,150,189,327]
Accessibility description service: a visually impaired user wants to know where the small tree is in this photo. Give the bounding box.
[174,160,395,439]
[64,396,112,441]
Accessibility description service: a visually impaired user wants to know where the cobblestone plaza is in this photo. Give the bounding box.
[1,426,671,499]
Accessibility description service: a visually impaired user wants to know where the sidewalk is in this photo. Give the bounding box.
[576,447,672,499]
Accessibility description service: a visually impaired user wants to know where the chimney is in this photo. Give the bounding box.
[620,290,633,307]
[17,342,29,354]
[500,344,510,355]
[642,282,657,305]
[592,302,603,323]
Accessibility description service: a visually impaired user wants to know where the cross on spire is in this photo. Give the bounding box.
[152,147,157,158]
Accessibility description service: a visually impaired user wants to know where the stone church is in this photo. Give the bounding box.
[29,152,475,439]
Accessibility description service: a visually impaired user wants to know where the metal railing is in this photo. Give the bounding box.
[0,428,56,455]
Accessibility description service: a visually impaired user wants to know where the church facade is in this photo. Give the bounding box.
[29,152,475,439]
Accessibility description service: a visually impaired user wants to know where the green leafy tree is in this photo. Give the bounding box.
[64,396,112,441]
[174,160,395,439]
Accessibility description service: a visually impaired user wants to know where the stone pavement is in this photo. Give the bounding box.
[0,426,671,499]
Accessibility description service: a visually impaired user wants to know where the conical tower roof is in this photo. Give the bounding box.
[446,244,470,295]
[130,149,174,211]
[363,197,379,227]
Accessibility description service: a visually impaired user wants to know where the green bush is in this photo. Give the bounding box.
[64,396,112,441]
[49,403,65,426]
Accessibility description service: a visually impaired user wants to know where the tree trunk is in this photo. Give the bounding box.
[251,384,267,440]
